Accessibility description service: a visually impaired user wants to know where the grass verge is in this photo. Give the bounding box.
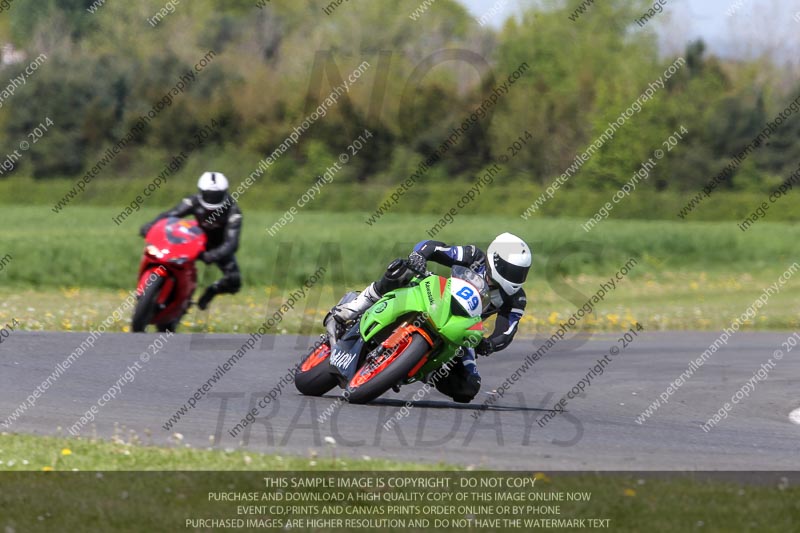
[1,269,797,334]
[0,433,431,471]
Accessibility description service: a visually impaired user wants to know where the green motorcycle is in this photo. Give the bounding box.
[295,265,488,404]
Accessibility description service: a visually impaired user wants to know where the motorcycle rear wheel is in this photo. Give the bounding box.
[295,341,338,396]
[345,334,430,405]
[131,276,165,333]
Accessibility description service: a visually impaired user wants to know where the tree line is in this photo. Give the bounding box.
[0,0,797,209]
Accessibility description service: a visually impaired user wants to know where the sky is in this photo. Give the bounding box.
[456,0,800,61]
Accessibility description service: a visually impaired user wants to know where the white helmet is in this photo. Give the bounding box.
[197,171,229,209]
[487,232,531,295]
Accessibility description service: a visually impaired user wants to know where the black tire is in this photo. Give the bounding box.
[157,319,180,333]
[345,334,430,405]
[295,343,338,396]
[131,276,165,333]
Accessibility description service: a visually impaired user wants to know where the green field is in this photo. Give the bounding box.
[1,205,798,333]
[0,434,797,533]
[5,175,800,223]
[3,204,797,288]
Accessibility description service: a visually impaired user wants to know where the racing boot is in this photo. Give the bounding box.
[324,283,381,344]
[197,283,219,311]
[323,259,414,344]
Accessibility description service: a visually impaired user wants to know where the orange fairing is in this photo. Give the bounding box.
[383,324,433,349]
[300,343,331,372]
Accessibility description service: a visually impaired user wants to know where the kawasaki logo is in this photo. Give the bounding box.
[425,281,435,304]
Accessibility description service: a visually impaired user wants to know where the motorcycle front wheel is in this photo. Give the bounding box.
[131,276,165,333]
[345,333,430,404]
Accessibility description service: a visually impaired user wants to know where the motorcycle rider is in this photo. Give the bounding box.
[140,172,243,310]
[325,233,531,403]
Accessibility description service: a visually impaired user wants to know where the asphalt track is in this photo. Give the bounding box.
[2,331,798,470]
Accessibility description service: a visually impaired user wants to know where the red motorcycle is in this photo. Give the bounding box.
[132,217,207,333]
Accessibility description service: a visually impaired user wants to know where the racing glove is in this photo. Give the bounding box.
[475,338,495,356]
[139,223,153,238]
[463,245,486,271]
[406,251,427,275]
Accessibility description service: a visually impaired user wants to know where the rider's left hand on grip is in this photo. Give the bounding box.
[407,251,427,275]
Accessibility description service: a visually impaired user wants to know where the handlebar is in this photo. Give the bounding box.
[410,267,434,278]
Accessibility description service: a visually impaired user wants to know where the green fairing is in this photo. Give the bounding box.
[359,275,484,383]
